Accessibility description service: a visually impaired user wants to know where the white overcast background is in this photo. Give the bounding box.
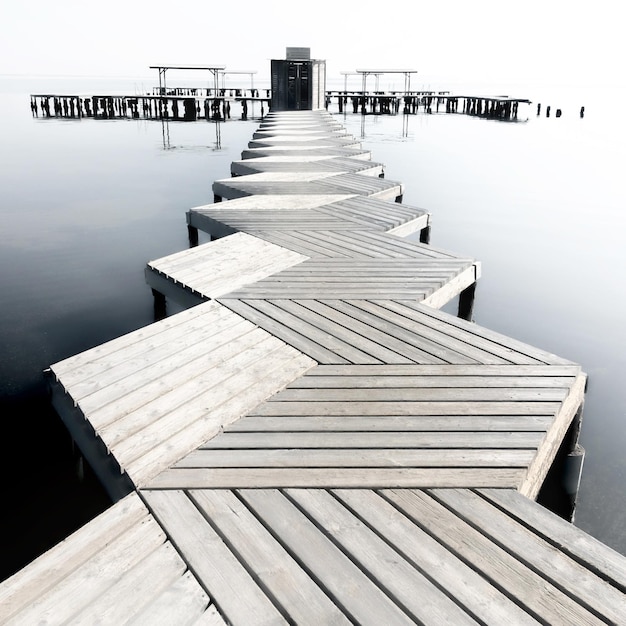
[1,0,623,89]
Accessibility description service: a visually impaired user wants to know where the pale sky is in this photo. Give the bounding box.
[0,0,622,88]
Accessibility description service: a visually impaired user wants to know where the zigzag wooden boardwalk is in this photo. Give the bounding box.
[3,110,626,624]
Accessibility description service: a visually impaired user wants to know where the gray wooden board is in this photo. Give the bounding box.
[237,488,447,625]
[0,493,149,622]
[217,298,350,364]
[328,489,538,624]
[227,415,554,432]
[429,488,626,623]
[234,298,426,365]
[240,147,372,159]
[50,299,316,487]
[199,431,545,448]
[191,196,427,234]
[190,210,370,231]
[145,232,308,300]
[60,308,254,403]
[3,509,168,623]
[220,298,385,364]
[303,364,582,377]
[269,386,569,402]
[344,300,550,365]
[381,300,577,366]
[108,337,314,486]
[219,259,474,301]
[382,488,608,624]
[213,176,402,200]
[248,231,461,260]
[176,448,537,468]
[250,231,352,257]
[220,298,533,365]
[283,488,493,624]
[84,323,273,432]
[247,137,361,148]
[478,488,626,592]
[142,490,287,625]
[50,301,220,381]
[188,489,350,624]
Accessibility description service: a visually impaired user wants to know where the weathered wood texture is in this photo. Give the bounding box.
[190,194,429,231]
[48,299,316,488]
[139,487,626,625]
[0,493,212,625]
[145,231,309,302]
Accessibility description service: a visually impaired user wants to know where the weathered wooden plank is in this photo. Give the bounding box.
[220,298,350,364]
[190,490,350,624]
[331,489,538,624]
[84,319,258,429]
[280,299,424,365]
[420,265,479,310]
[351,300,542,365]
[288,374,578,389]
[227,414,554,433]
[303,364,581,377]
[72,312,251,410]
[237,489,420,625]
[147,234,308,297]
[386,300,577,366]
[383,489,606,625]
[270,386,569,403]
[130,572,213,625]
[176,448,536,468]
[521,373,586,498]
[96,329,281,445]
[113,345,315,486]
[0,494,148,623]
[250,230,352,257]
[50,301,228,381]
[221,288,432,301]
[67,542,190,624]
[200,431,544,448]
[4,514,167,624]
[315,299,498,365]
[222,298,385,364]
[286,489,481,624]
[189,604,229,626]
[249,401,560,418]
[142,490,287,625]
[430,488,626,623]
[479,488,626,592]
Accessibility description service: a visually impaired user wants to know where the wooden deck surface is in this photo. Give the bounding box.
[3,109,625,624]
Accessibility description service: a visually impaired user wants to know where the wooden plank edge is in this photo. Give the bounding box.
[519,373,587,500]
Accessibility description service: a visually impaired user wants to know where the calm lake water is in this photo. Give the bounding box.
[1,76,624,580]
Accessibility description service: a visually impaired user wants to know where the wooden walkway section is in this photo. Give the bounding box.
[3,110,626,624]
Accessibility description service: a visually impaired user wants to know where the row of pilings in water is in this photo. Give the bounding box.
[329,92,524,120]
[30,94,270,121]
[30,90,528,122]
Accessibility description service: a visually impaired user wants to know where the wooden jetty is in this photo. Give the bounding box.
[30,90,529,122]
[3,110,626,624]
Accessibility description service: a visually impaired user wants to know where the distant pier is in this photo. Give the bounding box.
[30,88,530,123]
[30,88,271,121]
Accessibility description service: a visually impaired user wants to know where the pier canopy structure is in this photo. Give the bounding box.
[356,68,418,94]
[219,70,257,93]
[149,64,226,96]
